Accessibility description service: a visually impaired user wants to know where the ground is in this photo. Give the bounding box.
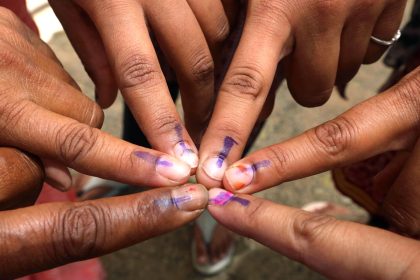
[29,1,414,279]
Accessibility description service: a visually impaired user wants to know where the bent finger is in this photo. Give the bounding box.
[0,184,208,278]
[78,1,198,168]
[196,0,292,188]
[0,101,191,187]
[49,0,118,108]
[364,0,407,64]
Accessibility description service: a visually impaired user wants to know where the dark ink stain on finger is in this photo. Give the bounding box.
[175,123,188,150]
[134,151,173,167]
[231,196,250,207]
[210,191,250,207]
[216,137,238,168]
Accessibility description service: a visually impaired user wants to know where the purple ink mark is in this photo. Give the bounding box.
[156,158,174,167]
[252,160,271,171]
[134,151,173,167]
[210,191,250,207]
[154,195,192,208]
[216,137,238,168]
[231,197,250,207]
[175,123,189,151]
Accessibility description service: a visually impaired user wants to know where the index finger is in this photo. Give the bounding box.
[208,188,420,279]
[223,68,420,193]
[77,0,199,168]
[0,184,208,278]
[196,0,293,187]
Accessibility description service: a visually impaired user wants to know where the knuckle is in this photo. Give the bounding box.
[149,108,179,137]
[223,64,266,100]
[0,99,31,131]
[55,203,107,261]
[312,117,355,156]
[118,54,161,90]
[313,0,344,18]
[252,0,291,29]
[0,47,24,69]
[212,16,230,44]
[56,123,100,165]
[190,51,214,84]
[292,212,337,256]
[0,7,18,24]
[265,146,292,179]
[392,71,420,123]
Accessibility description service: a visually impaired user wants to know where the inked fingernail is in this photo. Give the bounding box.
[225,165,254,190]
[226,160,271,190]
[134,151,191,182]
[208,188,250,207]
[174,141,198,169]
[170,184,208,211]
[202,156,228,181]
[156,155,191,181]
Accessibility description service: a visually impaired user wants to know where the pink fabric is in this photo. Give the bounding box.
[0,1,105,278]
[16,185,106,280]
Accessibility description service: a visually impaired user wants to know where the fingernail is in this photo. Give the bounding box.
[225,165,254,190]
[45,168,72,192]
[171,184,208,211]
[208,188,234,206]
[208,188,250,207]
[202,156,227,181]
[156,155,191,182]
[174,141,198,169]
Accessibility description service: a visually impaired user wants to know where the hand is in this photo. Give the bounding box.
[208,188,420,279]
[48,0,237,155]
[0,183,208,278]
[222,66,420,236]
[0,8,193,190]
[196,0,407,187]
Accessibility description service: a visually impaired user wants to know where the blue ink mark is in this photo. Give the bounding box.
[216,137,238,168]
[134,151,173,167]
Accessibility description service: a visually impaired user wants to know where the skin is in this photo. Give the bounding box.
[196,0,408,188]
[47,0,237,149]
[208,188,420,280]
[223,65,420,237]
[0,8,193,190]
[0,183,208,279]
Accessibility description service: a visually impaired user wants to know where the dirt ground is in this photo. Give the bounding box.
[39,2,414,278]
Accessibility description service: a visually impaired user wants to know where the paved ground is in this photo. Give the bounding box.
[33,1,414,278]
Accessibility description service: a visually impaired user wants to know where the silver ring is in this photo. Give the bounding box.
[370,30,401,46]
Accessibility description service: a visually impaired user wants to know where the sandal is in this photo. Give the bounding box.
[192,210,235,275]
